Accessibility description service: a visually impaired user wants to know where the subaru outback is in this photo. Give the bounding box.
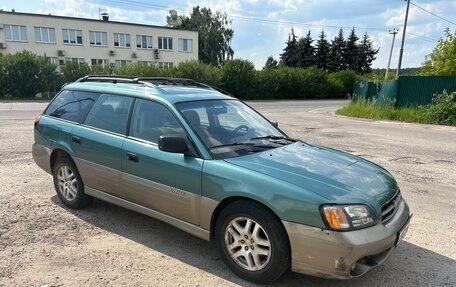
[33,76,411,283]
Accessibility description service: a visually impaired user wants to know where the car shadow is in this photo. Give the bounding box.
[51,196,456,286]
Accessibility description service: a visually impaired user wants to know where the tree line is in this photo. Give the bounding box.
[264,28,379,74]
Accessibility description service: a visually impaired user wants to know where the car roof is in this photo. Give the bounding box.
[63,80,235,106]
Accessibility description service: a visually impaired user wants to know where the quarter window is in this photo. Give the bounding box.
[178,38,192,52]
[45,90,99,123]
[114,33,131,48]
[136,35,152,49]
[158,37,173,50]
[89,31,107,46]
[129,99,185,143]
[62,29,83,45]
[34,27,56,43]
[84,94,133,135]
[5,25,27,41]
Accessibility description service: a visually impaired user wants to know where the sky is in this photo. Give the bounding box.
[1,0,455,69]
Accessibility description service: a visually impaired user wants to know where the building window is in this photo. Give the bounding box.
[65,58,85,64]
[91,59,110,67]
[114,33,131,48]
[89,31,107,46]
[4,25,27,41]
[46,57,59,66]
[34,27,56,43]
[115,60,132,67]
[138,61,155,66]
[158,37,173,50]
[136,35,152,49]
[62,29,83,45]
[178,38,192,52]
[158,62,173,68]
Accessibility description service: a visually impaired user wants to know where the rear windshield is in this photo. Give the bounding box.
[45,90,99,123]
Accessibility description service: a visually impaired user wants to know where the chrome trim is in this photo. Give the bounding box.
[85,186,211,241]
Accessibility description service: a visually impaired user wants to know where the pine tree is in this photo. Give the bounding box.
[296,31,316,68]
[280,28,298,67]
[357,32,379,74]
[328,28,346,72]
[263,56,278,70]
[344,27,359,71]
[315,30,330,70]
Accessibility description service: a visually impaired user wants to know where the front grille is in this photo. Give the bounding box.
[381,189,401,224]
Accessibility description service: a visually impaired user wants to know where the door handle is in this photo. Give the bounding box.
[126,152,138,162]
[72,136,81,144]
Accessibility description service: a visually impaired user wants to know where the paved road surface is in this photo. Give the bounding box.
[0,100,455,286]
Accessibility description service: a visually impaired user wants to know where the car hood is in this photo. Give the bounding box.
[224,142,397,208]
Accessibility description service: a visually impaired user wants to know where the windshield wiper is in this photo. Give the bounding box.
[209,142,254,150]
[250,135,296,141]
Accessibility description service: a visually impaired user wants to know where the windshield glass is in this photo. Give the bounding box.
[176,100,292,158]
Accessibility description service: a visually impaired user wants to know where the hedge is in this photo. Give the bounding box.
[0,52,357,99]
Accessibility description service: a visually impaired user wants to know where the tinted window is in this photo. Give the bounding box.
[130,99,185,143]
[84,94,132,135]
[45,90,99,123]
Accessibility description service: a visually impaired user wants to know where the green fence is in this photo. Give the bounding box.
[353,76,456,107]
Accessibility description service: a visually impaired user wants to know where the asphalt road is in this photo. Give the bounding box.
[0,100,455,286]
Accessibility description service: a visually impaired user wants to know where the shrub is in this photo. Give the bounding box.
[60,62,91,84]
[221,59,255,98]
[174,60,222,87]
[425,91,456,125]
[328,70,358,97]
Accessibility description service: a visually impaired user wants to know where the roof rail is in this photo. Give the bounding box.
[75,75,156,87]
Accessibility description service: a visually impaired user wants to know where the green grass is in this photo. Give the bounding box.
[336,99,456,126]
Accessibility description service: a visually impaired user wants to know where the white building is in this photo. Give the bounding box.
[0,10,198,68]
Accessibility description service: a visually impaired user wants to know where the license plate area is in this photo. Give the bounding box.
[396,215,412,246]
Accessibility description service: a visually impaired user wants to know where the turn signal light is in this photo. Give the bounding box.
[34,115,40,127]
[323,206,350,230]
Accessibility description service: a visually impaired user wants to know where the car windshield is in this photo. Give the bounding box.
[176,100,294,158]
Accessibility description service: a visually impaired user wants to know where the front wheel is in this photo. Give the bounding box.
[215,201,290,283]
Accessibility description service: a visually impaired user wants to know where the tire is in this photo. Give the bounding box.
[215,201,290,283]
[52,156,93,209]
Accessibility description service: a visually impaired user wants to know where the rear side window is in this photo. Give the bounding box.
[45,90,99,123]
[84,94,133,135]
[129,99,185,143]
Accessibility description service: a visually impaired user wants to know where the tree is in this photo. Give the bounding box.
[263,56,278,70]
[357,32,379,74]
[344,27,359,71]
[296,31,315,68]
[314,30,330,70]
[280,28,298,67]
[328,28,346,72]
[177,6,234,66]
[421,28,456,75]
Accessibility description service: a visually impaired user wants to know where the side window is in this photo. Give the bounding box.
[129,99,185,143]
[45,90,99,123]
[84,94,133,135]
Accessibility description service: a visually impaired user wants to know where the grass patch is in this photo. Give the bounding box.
[336,91,456,126]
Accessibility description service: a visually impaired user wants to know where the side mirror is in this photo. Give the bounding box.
[271,121,279,128]
[158,136,190,154]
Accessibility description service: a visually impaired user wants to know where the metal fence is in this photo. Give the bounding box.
[353,76,456,107]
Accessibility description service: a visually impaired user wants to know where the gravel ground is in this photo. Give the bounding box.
[0,100,455,287]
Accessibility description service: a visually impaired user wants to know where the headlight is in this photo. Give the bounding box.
[321,205,377,231]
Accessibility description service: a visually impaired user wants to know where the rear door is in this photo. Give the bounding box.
[121,99,203,225]
[71,93,133,197]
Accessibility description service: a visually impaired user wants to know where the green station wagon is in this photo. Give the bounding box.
[33,76,411,283]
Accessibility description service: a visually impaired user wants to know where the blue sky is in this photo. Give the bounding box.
[1,0,455,69]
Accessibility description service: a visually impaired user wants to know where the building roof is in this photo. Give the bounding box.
[0,10,197,32]
[63,81,234,105]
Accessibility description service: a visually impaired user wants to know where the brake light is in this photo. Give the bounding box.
[34,115,40,127]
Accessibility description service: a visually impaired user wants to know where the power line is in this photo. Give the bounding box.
[410,2,456,26]
[101,0,438,42]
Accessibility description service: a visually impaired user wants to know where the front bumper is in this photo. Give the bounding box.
[283,199,411,279]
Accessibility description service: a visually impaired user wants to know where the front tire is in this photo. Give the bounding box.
[52,156,92,209]
[215,201,290,283]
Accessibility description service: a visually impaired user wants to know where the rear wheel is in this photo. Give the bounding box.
[52,156,92,209]
[215,201,290,283]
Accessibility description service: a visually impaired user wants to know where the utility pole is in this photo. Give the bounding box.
[385,28,398,80]
[397,0,410,77]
